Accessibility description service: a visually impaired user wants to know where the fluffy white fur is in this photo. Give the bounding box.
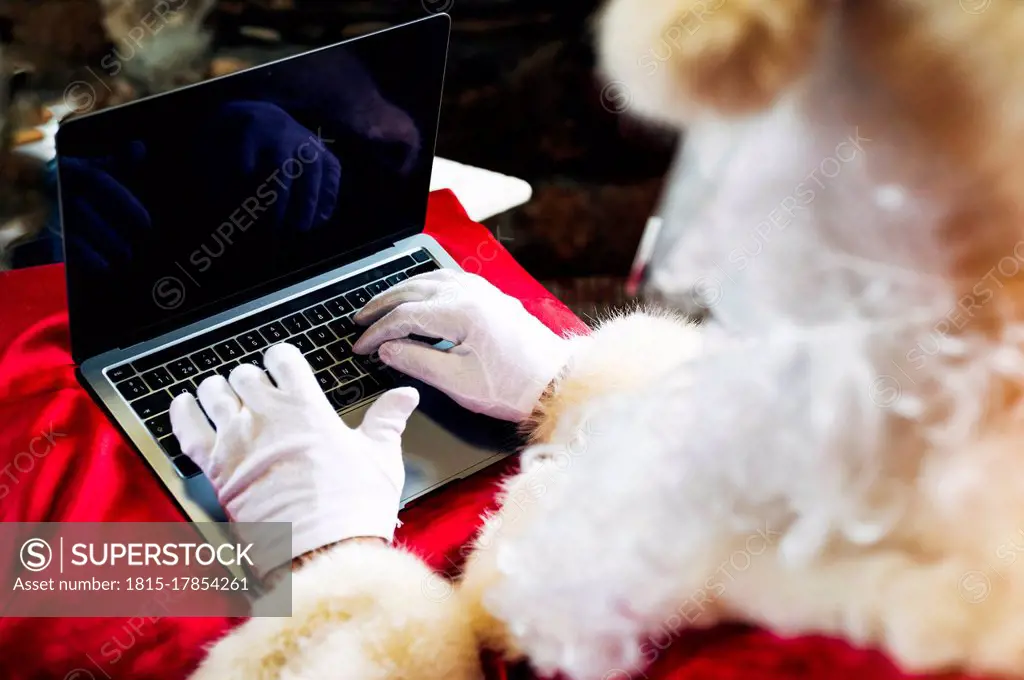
[467,1,1024,677]
[189,541,481,680]
[191,2,1024,679]
[483,314,1024,678]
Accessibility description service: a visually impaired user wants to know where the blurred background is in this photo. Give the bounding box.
[0,0,680,316]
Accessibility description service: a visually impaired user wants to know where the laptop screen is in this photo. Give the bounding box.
[57,15,449,363]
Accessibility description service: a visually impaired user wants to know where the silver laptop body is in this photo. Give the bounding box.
[58,15,510,526]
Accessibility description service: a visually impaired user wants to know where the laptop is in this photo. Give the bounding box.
[55,14,512,526]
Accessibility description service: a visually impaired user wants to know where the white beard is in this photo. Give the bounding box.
[645,31,969,335]
[480,11,1024,680]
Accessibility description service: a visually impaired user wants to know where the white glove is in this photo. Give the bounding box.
[352,270,573,422]
[169,343,418,560]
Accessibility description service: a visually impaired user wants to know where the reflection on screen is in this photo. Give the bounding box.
[58,17,447,362]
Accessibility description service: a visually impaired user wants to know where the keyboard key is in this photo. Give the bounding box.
[193,371,217,388]
[307,326,336,347]
[303,305,331,326]
[324,296,353,318]
[237,331,268,352]
[131,327,235,372]
[191,348,222,370]
[315,370,338,392]
[376,370,399,389]
[289,335,315,354]
[411,249,430,263]
[167,358,199,381]
[346,329,366,350]
[215,361,239,378]
[358,373,384,393]
[326,378,374,410]
[213,339,244,362]
[330,360,362,383]
[387,254,417,271]
[132,349,180,374]
[145,413,173,439]
[128,257,430,375]
[326,340,352,363]
[117,377,150,400]
[366,280,389,296]
[158,435,182,458]
[328,316,356,338]
[348,316,371,337]
[108,364,135,382]
[282,313,311,334]
[142,367,175,391]
[130,390,171,419]
[167,381,196,398]
[239,353,265,370]
[407,262,440,277]
[354,352,389,376]
[259,322,288,343]
[172,455,203,478]
[306,348,333,371]
[344,288,372,309]
[384,272,408,286]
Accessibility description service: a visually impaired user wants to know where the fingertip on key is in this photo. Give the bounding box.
[170,391,195,413]
[264,341,303,367]
[196,374,230,399]
[351,334,374,355]
[228,362,269,391]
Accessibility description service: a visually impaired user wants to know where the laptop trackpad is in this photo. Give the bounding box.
[341,380,520,502]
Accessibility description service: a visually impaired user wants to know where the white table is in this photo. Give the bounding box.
[430,157,533,222]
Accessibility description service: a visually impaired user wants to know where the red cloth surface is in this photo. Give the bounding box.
[0,190,962,680]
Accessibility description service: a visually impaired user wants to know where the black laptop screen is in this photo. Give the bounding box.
[58,15,449,363]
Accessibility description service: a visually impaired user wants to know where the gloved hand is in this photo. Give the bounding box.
[169,343,418,560]
[192,100,342,233]
[352,270,574,422]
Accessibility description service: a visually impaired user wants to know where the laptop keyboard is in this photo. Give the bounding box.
[105,249,440,479]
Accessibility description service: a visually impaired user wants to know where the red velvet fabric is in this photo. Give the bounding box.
[0,190,968,680]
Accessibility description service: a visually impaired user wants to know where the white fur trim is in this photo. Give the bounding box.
[530,308,702,444]
[484,309,1024,679]
[190,542,481,680]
